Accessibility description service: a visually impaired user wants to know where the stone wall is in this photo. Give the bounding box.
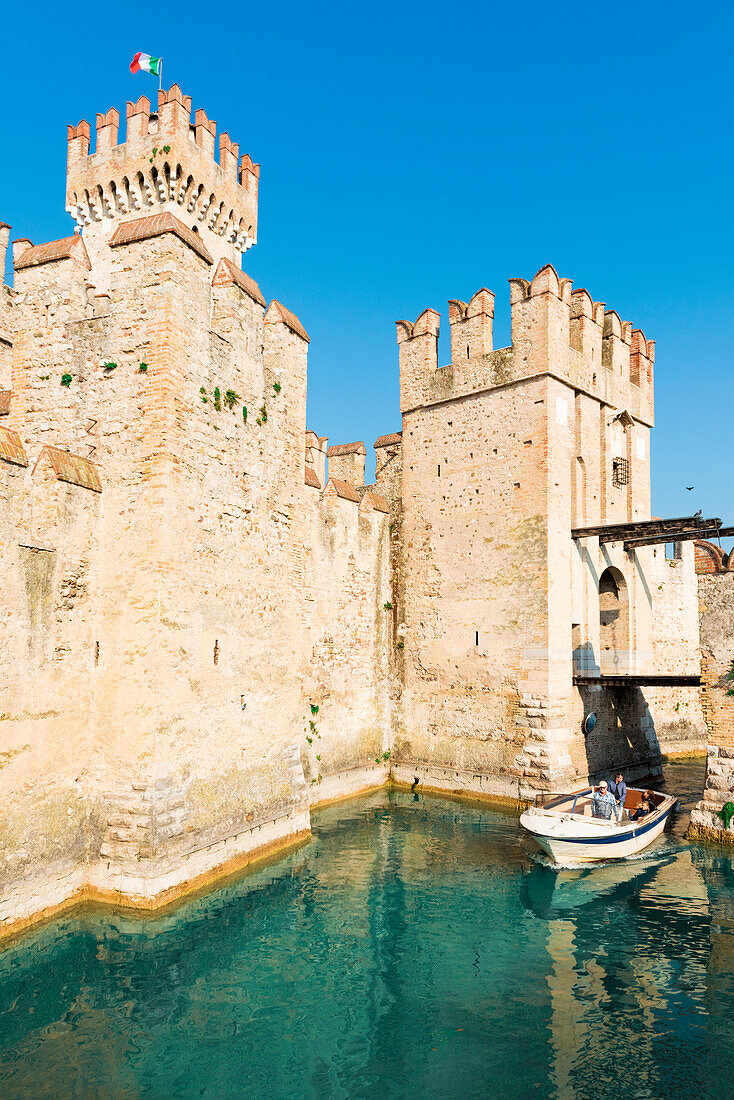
[392,263,699,801]
[0,155,391,937]
[689,569,734,842]
[645,540,706,754]
[0,85,723,941]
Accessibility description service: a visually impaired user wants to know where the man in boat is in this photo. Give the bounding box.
[591,780,617,820]
[608,772,627,821]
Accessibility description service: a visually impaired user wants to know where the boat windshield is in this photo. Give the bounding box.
[533,790,592,811]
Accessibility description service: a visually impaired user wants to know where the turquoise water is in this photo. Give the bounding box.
[2,759,734,1099]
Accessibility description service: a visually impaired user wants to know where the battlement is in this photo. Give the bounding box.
[397,264,655,426]
[374,432,401,449]
[0,426,103,491]
[13,235,91,272]
[327,441,366,488]
[323,477,361,503]
[305,430,328,487]
[66,86,259,272]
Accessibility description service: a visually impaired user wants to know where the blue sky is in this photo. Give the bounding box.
[1,0,731,533]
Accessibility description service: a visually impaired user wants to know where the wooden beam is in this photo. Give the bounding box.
[623,525,734,551]
[574,674,701,687]
[572,516,719,541]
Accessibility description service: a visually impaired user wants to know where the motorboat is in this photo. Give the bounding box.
[520,786,677,864]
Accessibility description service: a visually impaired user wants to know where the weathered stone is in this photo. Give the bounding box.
[0,82,720,939]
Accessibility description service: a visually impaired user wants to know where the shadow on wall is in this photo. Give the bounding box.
[573,640,599,675]
[578,683,662,785]
[573,559,662,782]
[599,566,631,674]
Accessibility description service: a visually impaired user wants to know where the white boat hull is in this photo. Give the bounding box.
[520,792,676,864]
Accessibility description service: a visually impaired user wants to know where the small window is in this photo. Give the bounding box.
[437,464,441,477]
[665,542,682,561]
[213,639,220,666]
[612,457,630,486]
[475,631,479,647]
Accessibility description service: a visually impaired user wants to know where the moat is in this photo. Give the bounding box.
[1,756,732,1100]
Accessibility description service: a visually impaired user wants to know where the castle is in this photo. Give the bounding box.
[0,86,729,939]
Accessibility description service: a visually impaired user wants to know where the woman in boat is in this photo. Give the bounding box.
[631,792,653,821]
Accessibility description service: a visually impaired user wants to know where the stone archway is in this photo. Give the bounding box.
[599,566,629,673]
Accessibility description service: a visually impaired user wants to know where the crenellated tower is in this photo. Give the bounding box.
[393,263,685,801]
[66,84,259,281]
[0,85,397,940]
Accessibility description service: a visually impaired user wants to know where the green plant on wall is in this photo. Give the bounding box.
[260,404,268,424]
[273,381,281,394]
[727,659,734,697]
[718,801,734,828]
[102,361,117,372]
[200,386,208,404]
[383,601,393,611]
[224,389,239,410]
[305,702,322,755]
[138,362,148,373]
[60,373,72,387]
[213,387,222,411]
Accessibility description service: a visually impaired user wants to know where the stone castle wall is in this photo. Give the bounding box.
[689,550,734,842]
[391,264,702,801]
[0,85,719,939]
[0,108,392,937]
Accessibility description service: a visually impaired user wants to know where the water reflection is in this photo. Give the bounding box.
[522,840,717,1098]
[0,759,733,1099]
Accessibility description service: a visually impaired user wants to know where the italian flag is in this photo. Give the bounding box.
[130,53,162,76]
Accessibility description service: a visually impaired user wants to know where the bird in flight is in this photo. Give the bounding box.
[686,486,694,491]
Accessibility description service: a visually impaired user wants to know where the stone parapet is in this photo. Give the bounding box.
[66,85,259,274]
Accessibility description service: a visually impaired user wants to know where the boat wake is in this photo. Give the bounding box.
[525,845,672,872]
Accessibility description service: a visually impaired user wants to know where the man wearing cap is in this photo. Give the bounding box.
[591,780,617,820]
